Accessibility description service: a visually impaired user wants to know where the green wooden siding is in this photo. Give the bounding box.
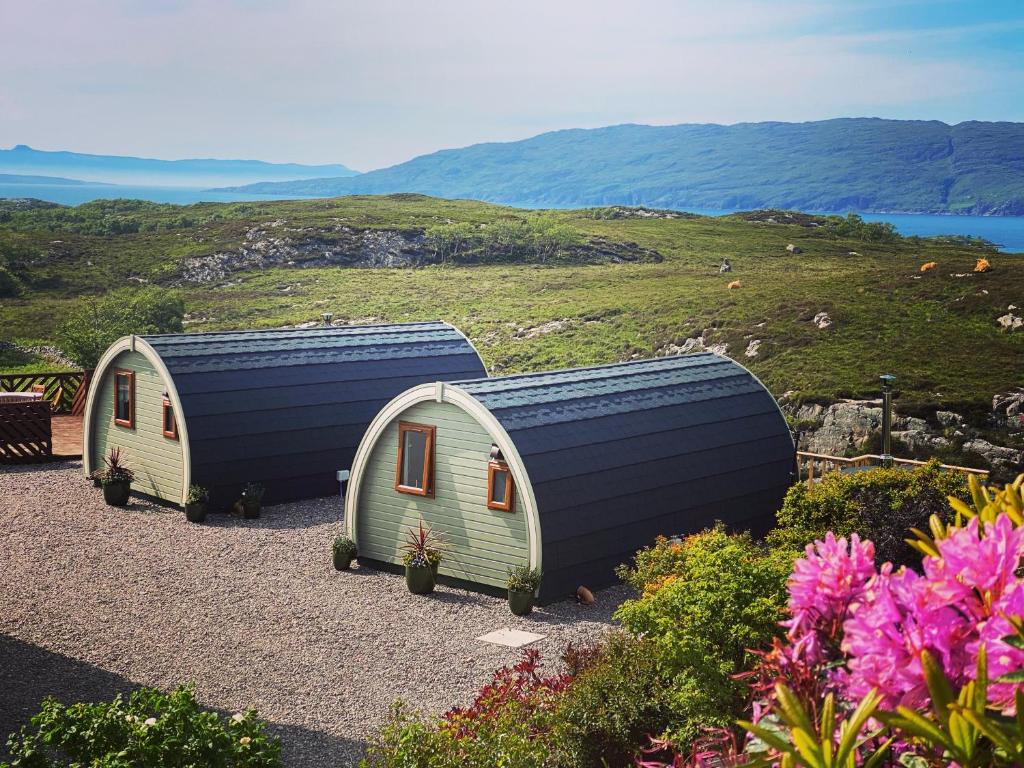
[355,400,529,588]
[91,350,184,503]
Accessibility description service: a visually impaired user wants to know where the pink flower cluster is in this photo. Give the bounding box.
[785,514,1024,713]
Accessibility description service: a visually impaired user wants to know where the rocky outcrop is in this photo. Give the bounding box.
[812,312,832,330]
[657,329,728,357]
[176,222,662,284]
[786,395,1023,479]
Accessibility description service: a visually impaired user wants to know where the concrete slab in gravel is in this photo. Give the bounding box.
[0,462,627,768]
[476,628,546,648]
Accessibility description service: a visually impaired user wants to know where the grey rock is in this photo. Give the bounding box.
[936,410,964,427]
[997,312,1023,331]
[962,439,1023,473]
[745,339,762,357]
[813,311,832,330]
[786,243,802,254]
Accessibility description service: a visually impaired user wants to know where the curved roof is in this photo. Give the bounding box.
[451,353,794,596]
[145,321,487,505]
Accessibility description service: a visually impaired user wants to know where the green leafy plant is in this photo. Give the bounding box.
[56,286,184,369]
[552,632,674,768]
[186,484,209,504]
[614,525,792,743]
[507,564,541,593]
[333,535,357,559]
[769,461,969,566]
[401,521,443,568]
[740,685,891,768]
[91,446,135,485]
[241,482,264,503]
[1,684,281,767]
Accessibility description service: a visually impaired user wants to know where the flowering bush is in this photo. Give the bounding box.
[736,473,1024,768]
[2,685,280,767]
[400,521,443,568]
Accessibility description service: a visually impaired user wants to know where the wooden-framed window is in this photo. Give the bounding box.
[162,397,178,440]
[113,369,135,428]
[487,460,515,512]
[395,421,435,496]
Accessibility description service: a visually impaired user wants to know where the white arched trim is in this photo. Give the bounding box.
[82,335,191,505]
[444,322,489,377]
[344,383,542,574]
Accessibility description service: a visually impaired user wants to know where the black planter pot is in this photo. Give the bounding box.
[405,564,436,594]
[508,589,535,616]
[333,550,355,571]
[242,500,261,519]
[102,480,131,507]
[184,502,207,523]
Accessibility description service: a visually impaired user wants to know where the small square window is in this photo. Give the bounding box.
[487,461,514,512]
[113,369,135,428]
[395,422,435,496]
[162,397,178,440]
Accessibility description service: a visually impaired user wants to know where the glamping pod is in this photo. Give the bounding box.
[83,322,486,509]
[345,353,795,602]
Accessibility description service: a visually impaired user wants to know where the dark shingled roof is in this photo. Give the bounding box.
[453,353,795,600]
[145,322,486,508]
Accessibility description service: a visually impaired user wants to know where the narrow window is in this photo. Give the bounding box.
[395,422,435,496]
[162,397,178,440]
[113,369,135,428]
[487,461,514,511]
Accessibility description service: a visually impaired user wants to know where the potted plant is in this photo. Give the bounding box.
[239,482,264,519]
[184,484,209,523]
[93,447,135,507]
[401,521,443,595]
[507,564,541,616]
[332,535,357,570]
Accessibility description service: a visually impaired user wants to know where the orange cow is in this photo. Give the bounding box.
[727,280,742,289]
[920,261,938,272]
[974,258,991,273]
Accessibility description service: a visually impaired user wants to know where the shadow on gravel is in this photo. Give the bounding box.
[200,507,341,532]
[0,634,365,767]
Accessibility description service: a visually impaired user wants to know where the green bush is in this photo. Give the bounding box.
[613,525,791,744]
[0,265,22,297]
[2,685,280,767]
[56,286,185,368]
[767,460,969,566]
[362,701,552,768]
[551,632,673,768]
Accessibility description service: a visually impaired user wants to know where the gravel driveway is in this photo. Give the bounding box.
[0,463,624,767]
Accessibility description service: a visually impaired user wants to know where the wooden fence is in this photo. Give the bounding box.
[0,401,53,463]
[797,451,989,487]
[0,371,90,415]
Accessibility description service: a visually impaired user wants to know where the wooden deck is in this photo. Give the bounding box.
[52,415,83,459]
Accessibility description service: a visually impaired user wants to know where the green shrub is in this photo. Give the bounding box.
[551,632,673,768]
[56,286,184,368]
[767,460,969,566]
[0,265,22,297]
[2,685,280,767]
[613,525,791,744]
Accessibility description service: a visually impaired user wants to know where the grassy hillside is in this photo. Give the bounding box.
[1,194,1022,416]
[223,119,1024,215]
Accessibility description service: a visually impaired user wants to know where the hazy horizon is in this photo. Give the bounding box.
[2,0,1023,171]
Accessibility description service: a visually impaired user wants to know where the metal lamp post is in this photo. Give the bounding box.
[879,374,896,468]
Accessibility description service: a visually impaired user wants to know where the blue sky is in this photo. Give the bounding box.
[1,0,1022,171]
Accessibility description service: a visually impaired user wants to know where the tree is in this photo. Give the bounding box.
[57,287,185,368]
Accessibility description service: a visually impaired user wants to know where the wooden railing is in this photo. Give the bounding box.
[797,451,989,487]
[0,371,90,415]
[0,401,52,463]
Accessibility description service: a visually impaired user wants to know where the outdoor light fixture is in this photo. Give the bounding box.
[489,444,504,462]
[321,312,333,326]
[879,373,896,468]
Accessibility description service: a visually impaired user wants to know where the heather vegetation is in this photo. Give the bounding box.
[2,195,1021,414]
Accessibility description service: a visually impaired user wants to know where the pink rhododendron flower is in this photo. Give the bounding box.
[785,533,876,664]
[841,565,973,709]
[923,514,1024,620]
[970,581,1024,713]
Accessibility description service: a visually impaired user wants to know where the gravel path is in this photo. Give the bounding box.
[0,463,625,767]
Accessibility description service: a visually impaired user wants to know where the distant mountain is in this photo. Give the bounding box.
[221,119,1024,216]
[0,145,358,188]
[0,172,112,186]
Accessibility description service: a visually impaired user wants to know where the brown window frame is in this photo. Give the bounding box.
[113,369,135,429]
[395,421,436,497]
[161,397,178,440]
[487,460,515,512]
